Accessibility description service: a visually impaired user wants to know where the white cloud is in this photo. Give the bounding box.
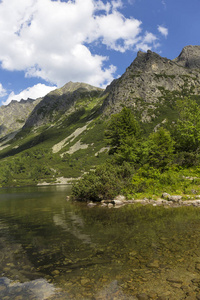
[3,84,56,105]
[94,11,142,52]
[0,0,158,88]
[135,31,159,52]
[158,25,168,37]
[0,83,7,97]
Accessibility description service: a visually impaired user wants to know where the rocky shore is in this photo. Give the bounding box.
[86,194,200,208]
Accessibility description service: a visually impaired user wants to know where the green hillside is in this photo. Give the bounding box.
[0,92,108,187]
[1,46,200,193]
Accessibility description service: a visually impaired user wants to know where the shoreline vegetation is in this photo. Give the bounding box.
[71,103,200,203]
[2,98,200,200]
[79,194,200,209]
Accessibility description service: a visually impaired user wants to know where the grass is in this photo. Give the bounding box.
[0,95,109,187]
[1,74,200,189]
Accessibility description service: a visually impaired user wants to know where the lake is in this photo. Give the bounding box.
[0,186,200,299]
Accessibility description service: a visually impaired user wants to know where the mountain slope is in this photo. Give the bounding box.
[173,45,200,68]
[1,45,200,187]
[24,82,103,128]
[102,46,200,127]
[0,98,41,139]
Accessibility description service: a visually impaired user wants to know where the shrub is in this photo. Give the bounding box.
[71,161,133,201]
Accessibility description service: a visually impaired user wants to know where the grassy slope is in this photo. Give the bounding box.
[0,95,109,187]
[1,80,200,190]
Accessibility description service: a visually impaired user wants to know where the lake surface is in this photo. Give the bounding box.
[0,186,200,299]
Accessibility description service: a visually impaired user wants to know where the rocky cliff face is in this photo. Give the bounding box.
[24,82,103,128]
[102,46,200,122]
[0,98,41,138]
[173,45,200,68]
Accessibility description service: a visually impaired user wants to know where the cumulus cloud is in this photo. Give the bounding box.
[0,83,7,97]
[0,0,158,89]
[3,84,56,106]
[158,25,168,37]
[135,31,159,52]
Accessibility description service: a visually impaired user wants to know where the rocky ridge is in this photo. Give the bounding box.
[102,45,200,122]
[0,98,41,139]
[1,45,200,138]
[173,45,200,68]
[24,82,103,128]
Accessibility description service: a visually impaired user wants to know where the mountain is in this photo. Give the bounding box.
[0,98,42,139]
[0,45,200,187]
[102,46,200,123]
[173,45,200,68]
[24,81,103,128]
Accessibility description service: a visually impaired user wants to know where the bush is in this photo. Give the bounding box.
[71,161,133,201]
[128,166,186,196]
[173,151,200,167]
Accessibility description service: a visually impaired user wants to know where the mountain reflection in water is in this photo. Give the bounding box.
[0,186,200,299]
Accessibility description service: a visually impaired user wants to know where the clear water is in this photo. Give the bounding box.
[0,186,200,299]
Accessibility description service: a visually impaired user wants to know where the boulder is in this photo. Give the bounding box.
[114,195,126,202]
[113,200,124,206]
[169,195,182,202]
[162,193,170,199]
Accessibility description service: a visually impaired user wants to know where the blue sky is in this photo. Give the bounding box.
[0,0,199,106]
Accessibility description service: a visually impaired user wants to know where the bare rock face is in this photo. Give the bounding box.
[174,45,200,69]
[102,46,200,121]
[0,98,41,138]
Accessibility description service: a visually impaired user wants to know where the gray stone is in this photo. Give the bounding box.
[113,200,123,205]
[114,195,126,202]
[127,200,135,203]
[162,193,170,199]
[169,195,182,202]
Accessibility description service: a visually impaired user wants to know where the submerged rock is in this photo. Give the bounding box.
[147,260,160,268]
[166,277,183,284]
[87,202,97,207]
[136,293,149,300]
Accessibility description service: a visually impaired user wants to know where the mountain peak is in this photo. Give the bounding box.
[174,45,200,68]
[102,45,200,117]
[127,49,170,74]
[23,81,103,128]
[49,81,103,97]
